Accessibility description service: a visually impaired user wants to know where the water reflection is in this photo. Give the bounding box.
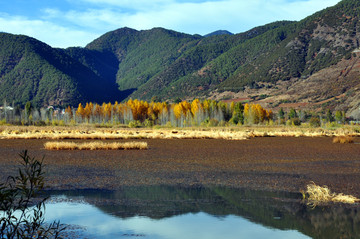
[43,186,360,239]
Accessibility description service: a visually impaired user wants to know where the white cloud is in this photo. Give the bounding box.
[0,0,341,47]
[0,14,99,48]
[63,0,341,35]
[76,0,175,10]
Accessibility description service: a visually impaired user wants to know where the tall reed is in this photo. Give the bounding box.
[44,141,148,150]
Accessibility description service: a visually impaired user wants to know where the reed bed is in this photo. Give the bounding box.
[1,126,359,141]
[44,141,148,150]
[302,182,359,207]
[332,136,354,144]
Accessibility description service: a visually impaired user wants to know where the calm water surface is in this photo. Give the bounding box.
[42,186,360,239]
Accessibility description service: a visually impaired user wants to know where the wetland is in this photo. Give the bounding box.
[0,134,360,238]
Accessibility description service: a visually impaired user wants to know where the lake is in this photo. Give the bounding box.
[0,137,359,238]
[43,186,359,239]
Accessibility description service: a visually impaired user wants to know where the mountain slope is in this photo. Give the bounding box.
[0,33,122,106]
[0,0,359,116]
[204,30,233,37]
[125,0,360,116]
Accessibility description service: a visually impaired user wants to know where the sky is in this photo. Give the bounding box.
[0,0,341,48]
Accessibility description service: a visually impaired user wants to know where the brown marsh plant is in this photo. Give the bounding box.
[301,182,359,208]
[332,136,354,144]
[44,141,148,150]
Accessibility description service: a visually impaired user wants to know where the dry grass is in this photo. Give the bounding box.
[332,136,354,144]
[1,125,359,141]
[302,182,359,207]
[44,141,148,150]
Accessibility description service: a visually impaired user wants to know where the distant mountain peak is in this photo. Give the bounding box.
[204,30,233,37]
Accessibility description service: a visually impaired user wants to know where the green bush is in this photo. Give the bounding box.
[0,150,64,238]
[291,118,301,126]
[309,117,321,127]
[128,120,142,128]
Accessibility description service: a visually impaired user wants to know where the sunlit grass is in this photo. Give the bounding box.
[301,182,359,207]
[0,125,359,140]
[332,136,354,144]
[44,141,148,150]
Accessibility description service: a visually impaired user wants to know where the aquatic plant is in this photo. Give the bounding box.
[301,182,359,207]
[332,136,354,144]
[44,141,148,150]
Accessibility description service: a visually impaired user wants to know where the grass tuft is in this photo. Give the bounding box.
[301,182,359,207]
[332,136,354,144]
[44,141,148,150]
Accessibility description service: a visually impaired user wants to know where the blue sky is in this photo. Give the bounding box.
[0,0,341,48]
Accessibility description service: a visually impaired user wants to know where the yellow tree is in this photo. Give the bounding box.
[179,101,191,116]
[173,103,182,119]
[103,102,112,119]
[84,102,93,120]
[191,99,200,117]
[255,104,266,123]
[65,106,72,118]
[243,103,250,121]
[76,103,85,119]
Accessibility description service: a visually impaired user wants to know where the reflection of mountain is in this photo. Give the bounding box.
[47,186,360,239]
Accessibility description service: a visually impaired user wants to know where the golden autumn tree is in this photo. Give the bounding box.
[191,99,201,117]
[84,102,93,120]
[65,106,72,118]
[76,103,85,119]
[173,103,182,119]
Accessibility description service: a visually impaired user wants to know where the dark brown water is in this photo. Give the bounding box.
[1,137,360,238]
[0,137,359,195]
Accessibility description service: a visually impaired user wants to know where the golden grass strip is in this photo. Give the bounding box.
[1,126,360,140]
[44,141,148,150]
[302,182,359,207]
[332,136,354,144]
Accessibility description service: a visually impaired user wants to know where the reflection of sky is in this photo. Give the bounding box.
[45,201,311,239]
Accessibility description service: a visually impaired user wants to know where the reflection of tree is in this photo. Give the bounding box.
[301,206,360,238]
[49,186,360,239]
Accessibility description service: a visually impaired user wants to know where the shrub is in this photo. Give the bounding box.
[128,120,142,128]
[143,119,154,127]
[291,118,301,126]
[0,150,64,238]
[309,117,321,127]
[207,118,219,127]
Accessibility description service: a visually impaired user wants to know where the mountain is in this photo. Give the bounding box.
[0,34,123,107]
[204,30,233,37]
[0,0,359,116]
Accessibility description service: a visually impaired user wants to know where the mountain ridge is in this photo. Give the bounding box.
[0,0,359,117]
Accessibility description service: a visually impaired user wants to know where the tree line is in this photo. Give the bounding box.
[0,99,351,127]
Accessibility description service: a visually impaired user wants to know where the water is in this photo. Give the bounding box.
[45,202,307,239]
[42,187,360,239]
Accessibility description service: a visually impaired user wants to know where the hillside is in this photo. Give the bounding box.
[0,34,123,107]
[0,0,359,116]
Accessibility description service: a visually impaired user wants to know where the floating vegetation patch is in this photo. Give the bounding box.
[332,136,354,144]
[302,182,359,207]
[44,141,148,150]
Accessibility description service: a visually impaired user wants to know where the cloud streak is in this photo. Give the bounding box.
[0,0,341,47]
[0,13,99,48]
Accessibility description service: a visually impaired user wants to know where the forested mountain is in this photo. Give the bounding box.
[204,30,233,37]
[0,0,360,115]
[0,34,122,107]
